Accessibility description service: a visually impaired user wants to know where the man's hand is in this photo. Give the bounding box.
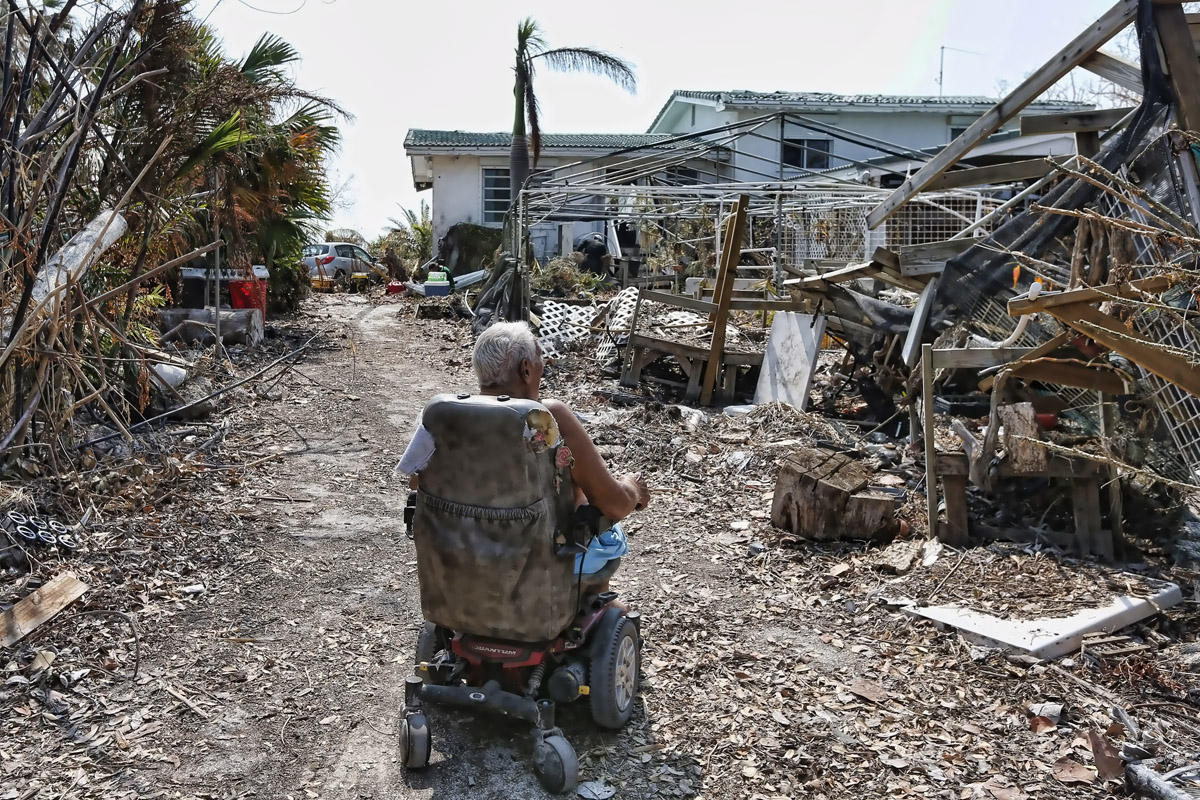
[626,472,651,511]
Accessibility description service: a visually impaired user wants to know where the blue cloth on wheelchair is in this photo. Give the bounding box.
[575,524,628,575]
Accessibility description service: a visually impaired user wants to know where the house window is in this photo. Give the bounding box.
[782,138,832,171]
[482,168,511,225]
[949,126,969,141]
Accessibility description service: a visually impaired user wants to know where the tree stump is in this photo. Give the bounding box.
[771,446,897,541]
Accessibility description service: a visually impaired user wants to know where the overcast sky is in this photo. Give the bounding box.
[201,0,1124,239]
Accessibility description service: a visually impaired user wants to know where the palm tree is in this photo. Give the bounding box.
[509,18,636,205]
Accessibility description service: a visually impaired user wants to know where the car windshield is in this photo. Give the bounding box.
[302,245,328,257]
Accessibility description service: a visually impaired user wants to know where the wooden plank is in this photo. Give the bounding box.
[1006,358,1128,393]
[1079,50,1144,94]
[1154,2,1200,132]
[930,346,1037,370]
[902,277,940,368]
[922,343,938,539]
[783,261,878,287]
[897,238,975,264]
[628,333,763,365]
[928,157,1071,191]
[866,0,1138,229]
[901,263,947,277]
[1007,274,1173,315]
[701,195,748,405]
[941,474,970,545]
[978,332,1072,391]
[869,248,930,292]
[639,289,794,313]
[1,573,88,647]
[1047,302,1200,397]
[1019,106,1137,135]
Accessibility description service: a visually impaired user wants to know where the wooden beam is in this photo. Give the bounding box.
[1007,358,1128,393]
[930,346,1037,370]
[1019,106,1137,135]
[1079,50,1144,94]
[639,289,794,313]
[921,343,938,539]
[928,157,1071,190]
[979,332,1072,391]
[870,248,934,292]
[783,261,878,287]
[866,0,1138,229]
[897,238,976,263]
[700,195,748,405]
[1154,2,1200,132]
[1007,274,1174,315]
[1,573,89,647]
[1047,302,1200,397]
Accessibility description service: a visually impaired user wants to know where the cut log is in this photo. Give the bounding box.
[158,307,263,348]
[771,447,897,541]
[1,572,88,647]
[998,402,1048,474]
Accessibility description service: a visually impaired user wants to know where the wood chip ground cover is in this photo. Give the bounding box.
[1,293,1198,798]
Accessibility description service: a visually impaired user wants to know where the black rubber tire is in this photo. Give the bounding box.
[400,712,431,769]
[589,615,640,729]
[533,734,578,794]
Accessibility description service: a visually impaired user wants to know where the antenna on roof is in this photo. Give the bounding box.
[937,45,984,98]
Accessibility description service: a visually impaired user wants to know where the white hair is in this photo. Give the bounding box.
[473,321,540,388]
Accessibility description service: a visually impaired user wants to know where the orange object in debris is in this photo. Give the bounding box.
[1012,264,1021,288]
[229,278,267,319]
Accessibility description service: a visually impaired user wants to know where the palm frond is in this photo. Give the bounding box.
[239,33,299,84]
[515,17,545,57]
[535,46,636,93]
[172,111,249,180]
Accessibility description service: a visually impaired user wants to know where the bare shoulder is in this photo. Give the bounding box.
[542,398,574,424]
[542,398,589,440]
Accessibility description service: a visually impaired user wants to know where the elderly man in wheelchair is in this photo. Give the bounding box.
[396,321,651,793]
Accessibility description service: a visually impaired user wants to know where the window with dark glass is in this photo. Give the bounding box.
[782,138,832,170]
[482,168,511,225]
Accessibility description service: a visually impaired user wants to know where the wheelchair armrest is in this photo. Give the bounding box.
[404,490,418,538]
[568,505,612,547]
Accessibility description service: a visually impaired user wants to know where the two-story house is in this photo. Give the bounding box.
[404,89,1086,263]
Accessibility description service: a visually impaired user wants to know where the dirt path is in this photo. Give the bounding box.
[142,294,677,799]
[19,293,1164,800]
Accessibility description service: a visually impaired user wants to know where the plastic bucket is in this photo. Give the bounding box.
[229,279,268,319]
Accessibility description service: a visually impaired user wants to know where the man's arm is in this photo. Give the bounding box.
[544,399,648,521]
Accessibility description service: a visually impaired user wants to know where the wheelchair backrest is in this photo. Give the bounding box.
[412,393,579,641]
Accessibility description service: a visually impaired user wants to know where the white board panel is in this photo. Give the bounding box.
[753,312,826,411]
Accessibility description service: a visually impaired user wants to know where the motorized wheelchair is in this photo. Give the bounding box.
[400,392,642,793]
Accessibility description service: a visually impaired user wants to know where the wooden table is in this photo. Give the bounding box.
[620,332,763,403]
[936,451,1111,558]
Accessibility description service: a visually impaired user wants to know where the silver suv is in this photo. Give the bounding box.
[303,242,376,285]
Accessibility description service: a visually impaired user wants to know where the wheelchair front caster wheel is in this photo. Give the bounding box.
[533,734,578,793]
[400,712,431,769]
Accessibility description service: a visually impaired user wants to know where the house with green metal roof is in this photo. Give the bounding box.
[404,89,1088,262]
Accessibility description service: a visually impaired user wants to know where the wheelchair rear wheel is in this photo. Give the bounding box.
[590,615,640,729]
